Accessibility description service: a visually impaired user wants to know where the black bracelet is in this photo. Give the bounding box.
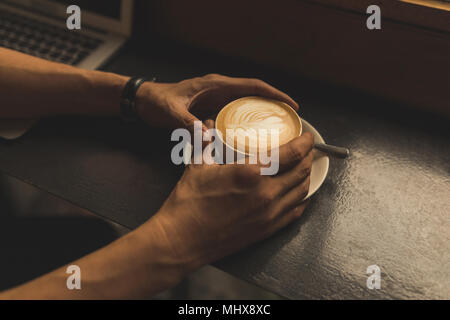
[120,77,147,123]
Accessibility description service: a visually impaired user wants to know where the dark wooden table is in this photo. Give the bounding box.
[1,40,449,299]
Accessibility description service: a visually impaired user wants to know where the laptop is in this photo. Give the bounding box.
[0,0,134,139]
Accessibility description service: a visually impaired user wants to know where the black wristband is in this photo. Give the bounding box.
[120,77,147,123]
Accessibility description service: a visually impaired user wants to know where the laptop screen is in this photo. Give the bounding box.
[0,0,132,36]
[48,0,122,20]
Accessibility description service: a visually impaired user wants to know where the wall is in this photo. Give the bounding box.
[136,0,450,115]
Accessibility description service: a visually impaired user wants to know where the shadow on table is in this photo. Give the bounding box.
[0,216,118,291]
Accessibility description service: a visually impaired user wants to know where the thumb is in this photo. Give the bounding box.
[192,119,217,165]
[178,109,207,136]
[179,110,210,165]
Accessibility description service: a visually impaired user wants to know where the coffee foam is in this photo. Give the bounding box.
[216,97,301,155]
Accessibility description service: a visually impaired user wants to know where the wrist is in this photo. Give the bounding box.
[131,215,194,294]
[140,213,205,276]
[82,70,129,116]
[134,81,159,122]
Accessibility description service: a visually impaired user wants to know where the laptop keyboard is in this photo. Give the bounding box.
[0,8,103,65]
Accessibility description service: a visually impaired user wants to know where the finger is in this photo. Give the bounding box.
[228,77,299,111]
[175,106,209,137]
[276,132,314,173]
[272,199,310,232]
[189,75,298,119]
[274,149,313,194]
[202,119,215,144]
[184,111,207,164]
[204,119,215,130]
[275,174,311,214]
[199,119,218,165]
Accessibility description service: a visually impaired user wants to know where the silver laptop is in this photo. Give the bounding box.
[0,0,134,139]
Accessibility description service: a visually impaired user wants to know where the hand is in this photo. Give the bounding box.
[146,130,314,273]
[135,74,299,134]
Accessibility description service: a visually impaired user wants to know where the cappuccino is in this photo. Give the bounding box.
[216,96,302,155]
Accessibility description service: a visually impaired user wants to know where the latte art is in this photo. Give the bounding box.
[216,97,301,155]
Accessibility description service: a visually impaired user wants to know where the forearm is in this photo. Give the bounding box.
[0,217,189,299]
[0,47,128,118]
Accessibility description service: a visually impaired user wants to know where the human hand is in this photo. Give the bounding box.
[135,74,298,134]
[146,128,314,273]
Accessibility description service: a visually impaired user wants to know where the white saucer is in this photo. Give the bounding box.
[301,118,329,199]
[0,119,37,140]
